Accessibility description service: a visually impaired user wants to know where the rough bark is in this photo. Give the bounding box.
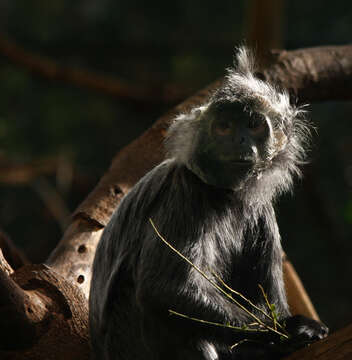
[263,46,352,103]
[0,263,89,360]
[0,249,13,276]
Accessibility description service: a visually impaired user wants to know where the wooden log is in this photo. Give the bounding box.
[0,264,89,360]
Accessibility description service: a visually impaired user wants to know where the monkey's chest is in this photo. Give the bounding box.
[224,237,271,306]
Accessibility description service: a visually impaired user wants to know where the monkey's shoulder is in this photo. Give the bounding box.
[107,158,276,238]
[113,159,229,217]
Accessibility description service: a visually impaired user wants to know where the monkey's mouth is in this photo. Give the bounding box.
[231,159,254,166]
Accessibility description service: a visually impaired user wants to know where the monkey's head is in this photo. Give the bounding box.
[166,47,311,201]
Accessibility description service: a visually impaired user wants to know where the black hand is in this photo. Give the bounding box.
[285,315,329,343]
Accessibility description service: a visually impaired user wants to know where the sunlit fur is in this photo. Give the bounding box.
[166,47,311,207]
[89,47,325,360]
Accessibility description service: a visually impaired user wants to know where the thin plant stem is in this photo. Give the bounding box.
[230,339,267,350]
[149,218,289,340]
[210,270,273,321]
[230,339,251,350]
[169,310,269,333]
[211,271,286,333]
[258,284,278,331]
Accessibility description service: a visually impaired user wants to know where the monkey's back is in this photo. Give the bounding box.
[89,160,174,359]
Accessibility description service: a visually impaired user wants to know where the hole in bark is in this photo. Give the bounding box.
[113,185,122,196]
[78,244,86,253]
[77,275,84,284]
[27,307,33,313]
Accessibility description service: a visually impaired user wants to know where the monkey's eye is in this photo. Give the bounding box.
[212,120,232,136]
[248,113,266,135]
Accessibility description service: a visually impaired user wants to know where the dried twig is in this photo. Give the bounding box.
[169,310,268,334]
[149,218,289,340]
[259,283,278,331]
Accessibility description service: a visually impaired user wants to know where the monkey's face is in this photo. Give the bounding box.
[191,101,278,189]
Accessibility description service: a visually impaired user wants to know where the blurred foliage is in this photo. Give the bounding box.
[0,0,351,331]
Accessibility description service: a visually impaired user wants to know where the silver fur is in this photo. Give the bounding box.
[166,47,311,204]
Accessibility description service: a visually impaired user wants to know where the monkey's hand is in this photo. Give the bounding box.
[285,315,328,343]
[274,314,328,355]
[229,315,328,359]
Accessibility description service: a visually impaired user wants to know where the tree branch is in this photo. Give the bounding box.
[0,265,48,351]
[263,45,352,103]
[0,248,13,276]
[0,264,89,359]
[283,257,320,321]
[0,155,59,185]
[0,33,185,105]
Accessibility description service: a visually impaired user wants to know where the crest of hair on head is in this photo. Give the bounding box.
[222,47,300,126]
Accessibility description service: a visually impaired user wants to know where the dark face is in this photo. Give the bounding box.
[192,101,273,189]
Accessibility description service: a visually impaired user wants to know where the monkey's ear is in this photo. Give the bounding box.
[273,129,288,153]
[194,108,202,116]
[193,108,203,117]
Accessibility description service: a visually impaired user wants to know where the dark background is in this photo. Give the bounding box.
[0,0,351,331]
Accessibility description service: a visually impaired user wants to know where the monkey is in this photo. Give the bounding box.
[89,47,328,360]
